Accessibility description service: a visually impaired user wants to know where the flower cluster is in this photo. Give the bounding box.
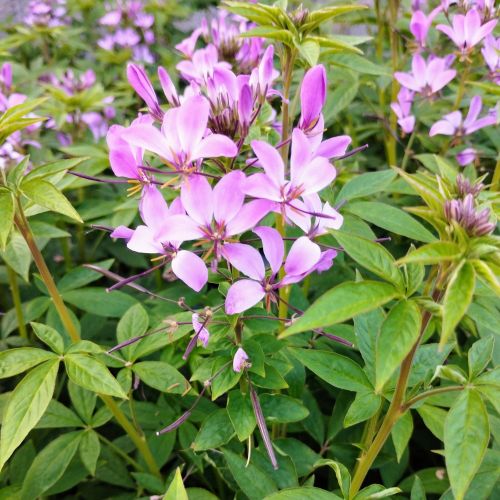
[24,0,68,28]
[392,1,498,164]
[106,51,349,321]
[98,0,155,63]
[0,63,41,170]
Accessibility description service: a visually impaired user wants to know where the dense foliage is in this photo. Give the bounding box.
[0,0,498,499]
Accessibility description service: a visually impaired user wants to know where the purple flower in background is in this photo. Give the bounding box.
[429,96,497,136]
[391,87,416,134]
[147,172,272,263]
[248,45,279,101]
[482,35,500,84]
[444,193,495,236]
[395,55,456,96]
[192,313,210,347]
[112,185,208,291]
[177,45,231,85]
[233,348,249,372]
[25,0,68,27]
[244,128,336,227]
[0,63,12,93]
[224,227,335,314]
[410,7,442,48]
[122,95,237,176]
[437,8,497,55]
[127,63,163,121]
[456,147,477,166]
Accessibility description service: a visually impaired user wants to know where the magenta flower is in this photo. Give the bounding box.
[192,313,210,347]
[122,95,237,176]
[437,8,497,55]
[107,114,154,184]
[244,129,336,226]
[410,7,442,48]
[112,185,208,292]
[456,148,477,166]
[395,55,456,96]
[233,348,249,372]
[482,35,500,84]
[0,63,12,92]
[224,227,335,314]
[429,96,497,136]
[391,87,416,134]
[248,45,279,101]
[127,63,163,121]
[299,65,326,133]
[177,44,230,85]
[152,172,272,263]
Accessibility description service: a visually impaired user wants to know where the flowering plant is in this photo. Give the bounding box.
[0,1,498,499]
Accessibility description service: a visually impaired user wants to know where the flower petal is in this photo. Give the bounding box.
[315,135,352,159]
[284,236,321,277]
[300,65,326,129]
[213,171,245,225]
[156,214,203,242]
[139,185,171,232]
[171,250,208,292]
[176,95,209,154]
[253,226,284,275]
[293,156,336,196]
[121,124,171,161]
[222,243,265,280]
[243,173,282,202]
[192,134,238,160]
[127,225,163,253]
[250,140,285,187]
[181,175,213,225]
[226,199,275,235]
[225,280,266,315]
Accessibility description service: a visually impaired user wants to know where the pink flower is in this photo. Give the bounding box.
[111,185,208,292]
[151,172,272,263]
[429,96,497,136]
[391,87,416,134]
[244,128,336,227]
[224,227,335,314]
[395,54,456,96]
[456,148,477,166]
[482,35,500,84]
[410,7,442,48]
[233,348,249,372]
[437,8,497,54]
[121,95,238,175]
[299,65,326,132]
[176,44,231,85]
[192,313,210,347]
[127,63,164,121]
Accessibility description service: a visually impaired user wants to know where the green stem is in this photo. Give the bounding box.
[6,265,27,339]
[14,200,160,479]
[97,431,145,472]
[349,300,435,498]
[491,156,500,191]
[401,127,417,171]
[99,395,160,478]
[453,63,470,110]
[14,206,80,343]
[402,385,464,411]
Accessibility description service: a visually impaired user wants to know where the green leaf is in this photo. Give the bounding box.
[20,178,82,222]
[36,400,83,428]
[297,39,320,65]
[324,75,359,121]
[23,157,87,182]
[116,303,149,361]
[62,287,137,317]
[193,409,235,451]
[0,348,57,379]
[241,26,294,45]
[417,404,446,441]
[30,322,65,354]
[397,242,463,265]
[314,459,351,498]
[375,300,421,392]
[289,348,371,391]
[282,281,399,336]
[133,361,190,394]
[410,475,426,500]
[337,170,396,202]
[1,231,32,281]
[405,249,425,297]
[0,187,14,249]
[79,430,100,476]
[346,201,436,243]
[64,353,127,399]
[261,394,309,423]
[329,53,390,76]
[20,431,82,500]
[391,411,413,462]
[164,467,188,500]
[469,336,494,379]
[344,391,381,427]
[227,390,256,441]
[6,155,30,188]
[68,381,97,423]
[302,5,368,32]
[444,389,489,500]
[210,359,242,399]
[0,359,59,470]
[471,259,500,295]
[441,261,475,348]
[333,231,405,290]
[223,448,277,499]
[265,487,341,499]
